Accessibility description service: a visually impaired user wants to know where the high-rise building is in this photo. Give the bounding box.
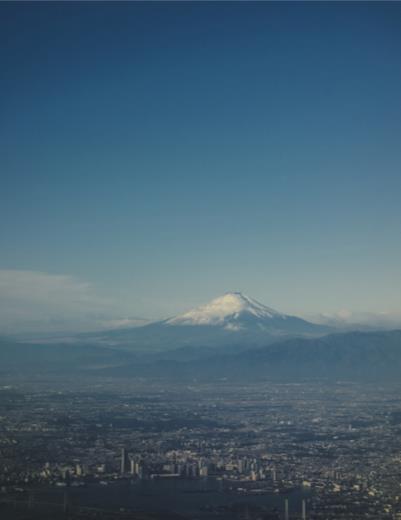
[199,466,208,477]
[120,448,126,475]
[136,462,144,479]
[284,498,289,520]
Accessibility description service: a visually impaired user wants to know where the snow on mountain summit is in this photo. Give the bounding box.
[76,292,330,351]
[166,292,285,327]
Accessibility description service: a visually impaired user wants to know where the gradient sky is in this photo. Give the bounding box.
[1,2,401,332]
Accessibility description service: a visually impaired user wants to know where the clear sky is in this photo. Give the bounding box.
[1,2,401,332]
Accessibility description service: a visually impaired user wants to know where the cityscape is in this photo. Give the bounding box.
[1,378,401,519]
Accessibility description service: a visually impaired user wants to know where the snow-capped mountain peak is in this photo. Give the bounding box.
[165,292,285,327]
[74,292,330,352]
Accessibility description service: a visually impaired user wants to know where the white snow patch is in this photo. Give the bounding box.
[166,292,284,327]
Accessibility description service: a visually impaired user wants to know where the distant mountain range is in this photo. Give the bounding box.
[77,292,331,353]
[2,330,401,382]
[1,293,401,382]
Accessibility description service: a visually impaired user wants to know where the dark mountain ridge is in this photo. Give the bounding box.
[3,330,400,383]
[92,329,401,382]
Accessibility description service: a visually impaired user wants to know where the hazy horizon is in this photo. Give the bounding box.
[1,280,401,336]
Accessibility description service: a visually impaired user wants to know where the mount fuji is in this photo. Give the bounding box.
[81,292,331,355]
[6,294,400,381]
[165,292,284,329]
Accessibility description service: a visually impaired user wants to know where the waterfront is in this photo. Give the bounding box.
[1,379,401,518]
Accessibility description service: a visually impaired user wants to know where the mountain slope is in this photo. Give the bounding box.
[79,292,331,352]
[205,329,401,381]
[165,292,284,327]
[100,330,401,382]
[2,330,401,382]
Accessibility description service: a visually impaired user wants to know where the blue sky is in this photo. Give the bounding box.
[1,2,401,332]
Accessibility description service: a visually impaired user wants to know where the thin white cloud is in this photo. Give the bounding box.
[305,309,401,330]
[0,270,105,305]
[0,270,130,334]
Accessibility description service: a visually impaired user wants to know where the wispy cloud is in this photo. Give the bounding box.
[0,270,143,334]
[305,310,401,331]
